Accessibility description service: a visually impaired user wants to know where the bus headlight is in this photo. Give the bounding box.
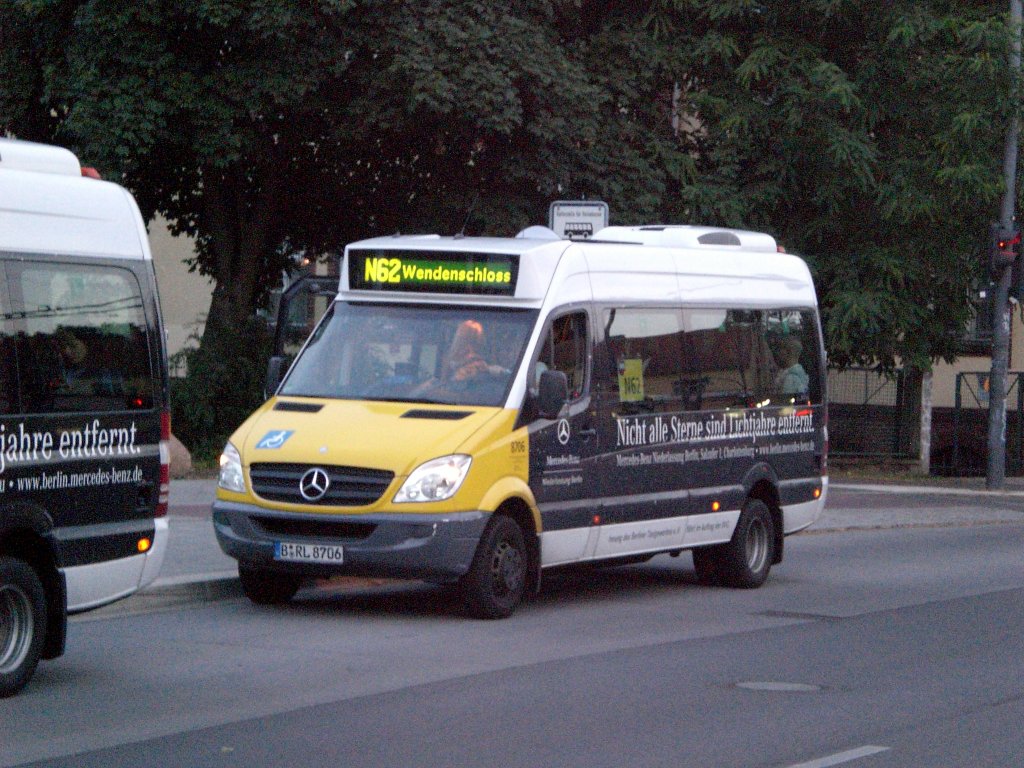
[394,455,472,503]
[218,442,246,493]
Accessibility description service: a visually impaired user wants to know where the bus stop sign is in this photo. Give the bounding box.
[548,200,609,240]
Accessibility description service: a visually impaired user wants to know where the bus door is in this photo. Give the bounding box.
[525,310,600,562]
[266,273,338,394]
[272,273,339,362]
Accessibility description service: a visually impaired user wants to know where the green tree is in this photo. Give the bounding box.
[2,1,686,330]
[646,0,1016,371]
[1,1,684,453]
[2,0,1018,456]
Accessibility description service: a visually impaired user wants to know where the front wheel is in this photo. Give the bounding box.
[0,557,47,698]
[239,565,302,605]
[460,515,528,619]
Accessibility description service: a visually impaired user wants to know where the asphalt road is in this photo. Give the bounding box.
[4,512,1024,768]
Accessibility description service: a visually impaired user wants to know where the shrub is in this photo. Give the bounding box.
[170,319,272,463]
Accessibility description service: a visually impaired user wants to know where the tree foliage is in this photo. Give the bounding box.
[646,0,1016,370]
[2,1,677,334]
[1,1,1018,427]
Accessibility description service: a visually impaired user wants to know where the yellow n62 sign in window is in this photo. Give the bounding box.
[349,250,518,295]
[618,358,644,402]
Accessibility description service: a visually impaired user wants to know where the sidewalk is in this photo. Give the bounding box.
[124,479,241,611]
[126,475,1024,608]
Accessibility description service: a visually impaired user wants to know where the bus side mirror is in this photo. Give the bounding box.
[265,355,286,398]
[538,369,568,419]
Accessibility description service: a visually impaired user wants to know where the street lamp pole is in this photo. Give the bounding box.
[987,0,1022,489]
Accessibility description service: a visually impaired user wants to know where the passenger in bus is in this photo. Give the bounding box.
[56,329,87,374]
[775,336,809,396]
[54,328,122,396]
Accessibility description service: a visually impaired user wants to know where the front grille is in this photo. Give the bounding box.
[249,463,394,507]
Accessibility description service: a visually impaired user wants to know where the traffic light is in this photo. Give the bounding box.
[989,222,1021,278]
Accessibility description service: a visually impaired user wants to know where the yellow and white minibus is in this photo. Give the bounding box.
[215,225,827,618]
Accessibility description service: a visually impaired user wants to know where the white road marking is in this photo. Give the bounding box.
[786,745,890,768]
[736,681,821,692]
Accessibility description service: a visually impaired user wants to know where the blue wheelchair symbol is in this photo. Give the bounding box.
[256,430,294,450]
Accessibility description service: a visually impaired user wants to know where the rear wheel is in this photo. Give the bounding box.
[0,557,47,698]
[460,515,527,619]
[239,565,302,605]
[693,499,775,589]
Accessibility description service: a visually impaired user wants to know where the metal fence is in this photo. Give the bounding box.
[828,368,913,459]
[943,372,1024,476]
[827,367,1024,475]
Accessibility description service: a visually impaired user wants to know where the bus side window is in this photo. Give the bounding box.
[603,307,686,413]
[764,309,822,405]
[533,312,588,400]
[10,261,153,414]
[679,309,768,410]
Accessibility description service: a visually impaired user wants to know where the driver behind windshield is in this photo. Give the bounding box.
[440,320,506,383]
[411,319,509,398]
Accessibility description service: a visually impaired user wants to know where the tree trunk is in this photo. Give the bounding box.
[919,368,933,475]
[195,164,284,355]
[898,366,922,459]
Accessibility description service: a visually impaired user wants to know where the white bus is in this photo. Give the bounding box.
[215,224,827,618]
[0,138,170,695]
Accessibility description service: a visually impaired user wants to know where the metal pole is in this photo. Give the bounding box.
[987,0,1023,489]
[919,369,932,475]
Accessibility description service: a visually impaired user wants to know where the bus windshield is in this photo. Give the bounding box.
[279,302,539,407]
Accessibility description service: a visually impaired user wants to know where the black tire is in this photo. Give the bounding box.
[238,565,302,605]
[460,515,527,619]
[716,498,775,588]
[0,557,47,698]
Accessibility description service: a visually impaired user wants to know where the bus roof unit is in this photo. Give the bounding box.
[0,138,150,261]
[594,225,779,252]
[0,137,81,176]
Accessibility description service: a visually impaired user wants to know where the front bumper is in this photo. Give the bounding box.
[213,500,489,584]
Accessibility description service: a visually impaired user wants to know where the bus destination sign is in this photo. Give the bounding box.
[349,250,519,295]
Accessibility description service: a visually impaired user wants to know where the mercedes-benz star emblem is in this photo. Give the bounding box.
[557,418,571,446]
[299,467,330,501]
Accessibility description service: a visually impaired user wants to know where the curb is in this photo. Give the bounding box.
[148,571,240,594]
[134,483,1024,611]
[137,572,397,603]
[72,574,243,621]
[830,482,1024,498]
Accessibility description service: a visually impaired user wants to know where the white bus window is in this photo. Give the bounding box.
[281,302,538,407]
[12,262,153,414]
[603,308,685,413]
[674,309,773,410]
[764,309,823,405]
